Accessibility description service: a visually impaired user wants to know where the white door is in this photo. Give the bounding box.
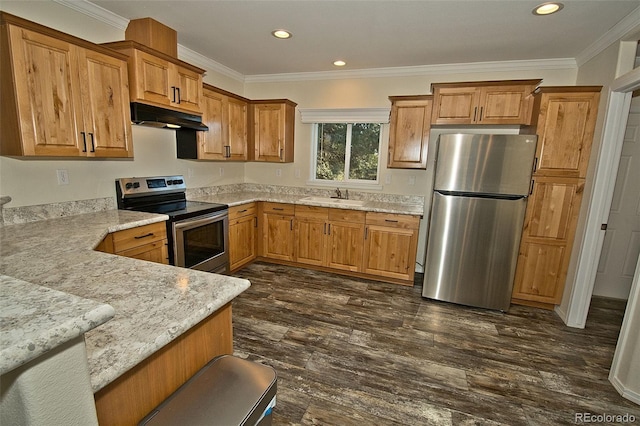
[594,97,640,299]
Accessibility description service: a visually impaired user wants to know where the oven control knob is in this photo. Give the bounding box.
[166,180,173,185]
[133,182,140,188]
[125,182,133,189]
[175,179,184,185]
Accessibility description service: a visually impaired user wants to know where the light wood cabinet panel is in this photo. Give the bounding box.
[513,86,601,308]
[512,177,586,306]
[77,49,133,157]
[195,85,249,161]
[295,215,328,267]
[103,41,204,115]
[95,304,233,426]
[528,88,601,178]
[250,100,296,163]
[431,80,540,125]
[388,96,432,169]
[262,203,295,261]
[363,212,420,283]
[229,203,257,271]
[326,209,366,272]
[512,241,566,303]
[1,15,133,158]
[96,222,169,265]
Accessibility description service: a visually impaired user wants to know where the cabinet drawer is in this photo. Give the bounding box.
[229,203,257,220]
[328,208,365,223]
[112,222,167,252]
[366,212,420,229]
[262,202,295,215]
[295,205,328,219]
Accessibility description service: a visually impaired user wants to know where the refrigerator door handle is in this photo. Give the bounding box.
[529,179,535,196]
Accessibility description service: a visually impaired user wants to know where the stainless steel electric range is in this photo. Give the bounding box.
[116,175,229,273]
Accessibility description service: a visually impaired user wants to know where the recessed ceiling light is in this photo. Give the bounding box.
[272,29,292,39]
[333,60,346,67]
[533,2,564,15]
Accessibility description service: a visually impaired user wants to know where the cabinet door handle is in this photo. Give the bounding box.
[176,87,181,104]
[533,157,538,173]
[327,224,331,235]
[473,107,478,122]
[279,147,283,161]
[529,180,535,196]
[89,133,95,152]
[134,232,155,239]
[290,219,293,230]
[171,86,176,103]
[238,209,248,213]
[385,219,399,223]
[254,217,258,228]
[478,107,483,122]
[365,226,368,240]
[81,132,87,152]
[225,145,231,158]
[323,223,327,234]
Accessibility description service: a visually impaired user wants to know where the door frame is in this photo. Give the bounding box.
[564,66,640,328]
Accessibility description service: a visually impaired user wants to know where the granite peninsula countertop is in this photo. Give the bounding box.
[0,210,251,391]
[190,191,425,216]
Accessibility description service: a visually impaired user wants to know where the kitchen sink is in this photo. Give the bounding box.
[299,196,366,206]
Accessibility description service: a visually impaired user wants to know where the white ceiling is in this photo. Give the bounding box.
[86,0,640,77]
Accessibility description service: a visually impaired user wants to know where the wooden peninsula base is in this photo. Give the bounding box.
[94,303,233,425]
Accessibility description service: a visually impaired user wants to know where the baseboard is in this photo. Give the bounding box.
[609,374,640,405]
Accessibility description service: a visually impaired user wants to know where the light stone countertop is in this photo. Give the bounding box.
[190,191,425,216]
[0,209,251,391]
[0,275,115,375]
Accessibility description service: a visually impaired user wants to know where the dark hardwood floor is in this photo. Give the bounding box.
[231,262,639,425]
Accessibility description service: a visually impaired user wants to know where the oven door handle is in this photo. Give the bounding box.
[173,212,227,231]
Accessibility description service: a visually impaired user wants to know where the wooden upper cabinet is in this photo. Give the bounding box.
[77,49,134,157]
[431,80,540,125]
[102,41,204,115]
[388,96,432,169]
[527,87,601,178]
[196,84,249,161]
[0,13,133,158]
[250,100,297,162]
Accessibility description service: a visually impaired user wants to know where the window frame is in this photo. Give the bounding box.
[300,108,390,190]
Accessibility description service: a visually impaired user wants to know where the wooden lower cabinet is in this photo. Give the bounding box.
[363,212,420,283]
[228,203,257,271]
[326,209,366,272]
[512,177,585,306]
[295,206,329,267]
[94,304,233,425]
[96,222,168,264]
[261,202,295,261]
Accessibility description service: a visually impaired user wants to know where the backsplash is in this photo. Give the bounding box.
[2,184,424,225]
[2,197,115,225]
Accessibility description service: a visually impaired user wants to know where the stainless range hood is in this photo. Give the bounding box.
[130,102,208,131]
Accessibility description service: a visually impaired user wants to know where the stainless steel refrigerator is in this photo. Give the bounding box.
[422,133,537,311]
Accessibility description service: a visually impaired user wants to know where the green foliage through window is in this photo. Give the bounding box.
[315,123,381,182]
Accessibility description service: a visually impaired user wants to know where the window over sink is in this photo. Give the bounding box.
[300,108,389,188]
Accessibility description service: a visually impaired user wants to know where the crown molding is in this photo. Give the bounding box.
[177,46,245,83]
[576,5,640,67]
[244,58,577,83]
[55,0,245,83]
[52,0,128,29]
